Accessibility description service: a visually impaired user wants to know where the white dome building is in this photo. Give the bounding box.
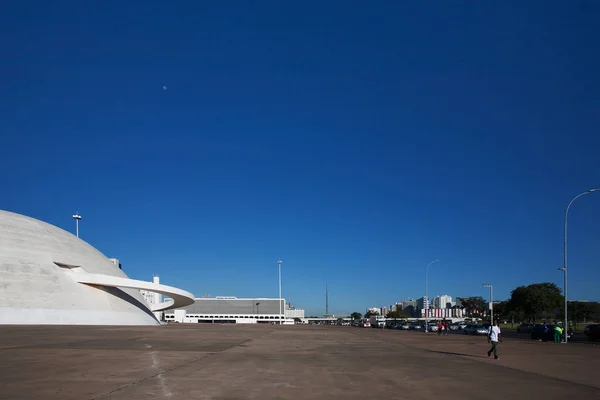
[0,210,194,325]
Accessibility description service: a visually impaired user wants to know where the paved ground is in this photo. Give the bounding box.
[0,325,598,400]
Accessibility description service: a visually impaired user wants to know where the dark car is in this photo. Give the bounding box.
[531,324,555,341]
[517,323,534,333]
[584,324,600,342]
[530,324,571,341]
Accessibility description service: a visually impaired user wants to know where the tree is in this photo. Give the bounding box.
[386,310,407,319]
[492,301,510,321]
[508,283,562,322]
[350,312,362,320]
[458,297,488,317]
[402,305,416,318]
[565,301,600,323]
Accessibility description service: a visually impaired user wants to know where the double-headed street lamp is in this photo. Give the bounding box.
[483,283,493,324]
[72,211,82,237]
[425,260,439,332]
[561,188,599,343]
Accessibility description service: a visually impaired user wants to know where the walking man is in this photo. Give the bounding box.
[487,320,502,360]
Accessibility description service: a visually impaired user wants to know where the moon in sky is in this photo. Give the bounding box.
[162,85,168,90]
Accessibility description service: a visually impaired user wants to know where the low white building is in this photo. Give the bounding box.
[165,297,304,325]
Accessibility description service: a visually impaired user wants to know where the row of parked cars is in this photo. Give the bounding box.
[375,321,492,335]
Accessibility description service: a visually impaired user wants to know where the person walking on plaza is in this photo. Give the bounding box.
[554,325,563,343]
[487,320,502,360]
[437,321,442,336]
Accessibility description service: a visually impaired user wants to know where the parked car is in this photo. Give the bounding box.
[427,323,439,332]
[530,324,572,341]
[457,321,468,330]
[449,322,460,331]
[517,323,535,333]
[584,324,600,341]
[400,323,411,330]
[464,324,489,335]
[409,322,422,330]
[530,324,556,341]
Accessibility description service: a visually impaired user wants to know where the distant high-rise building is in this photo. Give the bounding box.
[402,299,417,309]
[433,295,453,309]
[366,307,380,315]
[416,296,429,310]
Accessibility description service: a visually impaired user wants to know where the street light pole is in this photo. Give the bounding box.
[563,188,599,344]
[483,283,493,324]
[425,260,439,333]
[278,259,282,325]
[72,211,82,237]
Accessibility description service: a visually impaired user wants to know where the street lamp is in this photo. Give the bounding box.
[72,211,82,237]
[563,188,599,343]
[425,260,439,332]
[483,283,493,325]
[278,259,282,325]
[256,302,260,319]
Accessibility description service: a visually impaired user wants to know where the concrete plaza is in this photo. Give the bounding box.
[0,324,597,399]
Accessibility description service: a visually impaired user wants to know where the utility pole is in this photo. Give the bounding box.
[483,283,493,324]
[425,260,439,332]
[278,259,282,325]
[562,188,599,343]
[326,282,329,316]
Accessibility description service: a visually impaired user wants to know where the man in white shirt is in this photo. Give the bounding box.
[487,320,502,360]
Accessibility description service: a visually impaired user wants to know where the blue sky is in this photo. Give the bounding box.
[2,2,599,316]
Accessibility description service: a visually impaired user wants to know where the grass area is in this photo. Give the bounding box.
[499,323,517,331]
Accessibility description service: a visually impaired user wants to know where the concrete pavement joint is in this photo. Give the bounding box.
[88,329,277,399]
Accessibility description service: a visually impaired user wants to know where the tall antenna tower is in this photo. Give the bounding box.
[325,281,329,316]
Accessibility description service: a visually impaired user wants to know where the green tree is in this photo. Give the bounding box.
[458,297,488,317]
[565,301,599,323]
[386,310,407,319]
[492,301,510,320]
[508,283,562,322]
[350,312,362,320]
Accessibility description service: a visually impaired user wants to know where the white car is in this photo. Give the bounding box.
[427,323,438,332]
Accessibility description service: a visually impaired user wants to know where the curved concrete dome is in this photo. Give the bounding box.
[0,210,194,325]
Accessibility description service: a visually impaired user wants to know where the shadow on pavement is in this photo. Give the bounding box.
[428,350,489,359]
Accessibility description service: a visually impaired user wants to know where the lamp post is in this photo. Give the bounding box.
[72,211,82,237]
[483,283,493,324]
[563,188,599,343]
[278,259,282,325]
[256,302,260,320]
[425,260,439,332]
